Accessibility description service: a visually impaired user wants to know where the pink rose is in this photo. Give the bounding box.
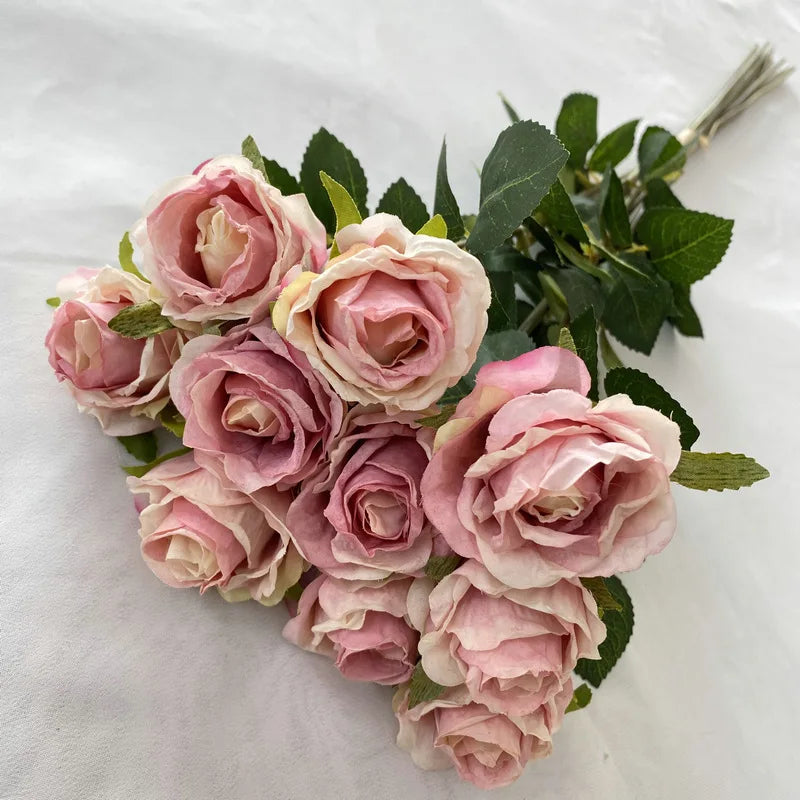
[409,561,604,716]
[128,452,303,605]
[272,213,491,412]
[287,406,436,579]
[421,347,682,587]
[393,682,571,789]
[283,574,418,685]
[45,266,186,435]
[132,156,327,323]
[169,322,345,492]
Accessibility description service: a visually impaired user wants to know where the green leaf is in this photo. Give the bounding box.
[46,296,61,308]
[552,233,609,282]
[481,244,542,305]
[284,582,304,603]
[537,180,588,243]
[551,267,605,319]
[601,255,671,354]
[487,270,517,331]
[118,231,146,280]
[565,683,592,713]
[644,178,682,210]
[588,119,639,172]
[376,178,428,232]
[434,139,465,241]
[599,327,624,369]
[499,92,520,123]
[159,402,186,439]
[416,214,447,239]
[424,554,463,582]
[669,451,769,491]
[636,208,733,285]
[441,330,531,403]
[604,367,699,449]
[556,93,598,169]
[262,158,301,195]
[320,171,362,230]
[538,272,569,325]
[467,120,568,254]
[417,404,457,429]
[241,135,269,180]
[557,326,577,354]
[123,446,192,478]
[602,170,632,248]
[108,301,173,339]
[407,662,446,709]
[638,126,686,181]
[300,128,368,234]
[117,432,158,463]
[575,575,634,687]
[570,306,598,401]
[669,284,703,337]
[581,577,622,613]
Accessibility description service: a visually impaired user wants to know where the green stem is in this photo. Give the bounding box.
[519,298,549,334]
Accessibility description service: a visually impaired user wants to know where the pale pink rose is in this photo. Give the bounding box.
[132,155,327,323]
[272,213,491,412]
[169,322,345,492]
[287,405,437,580]
[128,452,303,605]
[283,574,418,685]
[393,681,572,789]
[45,266,187,435]
[421,347,682,588]
[409,561,604,716]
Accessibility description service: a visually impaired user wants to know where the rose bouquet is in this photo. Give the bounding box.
[44,45,783,790]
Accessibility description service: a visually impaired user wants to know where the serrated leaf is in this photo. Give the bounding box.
[417,404,457,429]
[551,267,605,320]
[108,301,173,339]
[602,170,632,248]
[416,214,447,239]
[638,126,686,181]
[644,178,682,210]
[557,326,577,354]
[570,306,598,401]
[407,662,446,709]
[117,432,158,463]
[434,139,465,241]
[487,270,517,331]
[588,119,639,171]
[537,179,588,242]
[441,330,531,404]
[499,92,520,123]
[424,554,463,582]
[482,244,542,305]
[241,135,268,179]
[575,575,633,687]
[605,367,699,449]
[601,255,671,354]
[552,233,608,282]
[599,327,624,369]
[581,577,623,613]
[670,451,769,491]
[46,296,61,307]
[637,208,733,285]
[566,683,592,713]
[556,93,598,169]
[467,121,568,254]
[262,158,301,195]
[159,402,186,439]
[376,178,428,232]
[118,231,146,280]
[123,446,192,478]
[300,128,367,234]
[669,284,703,337]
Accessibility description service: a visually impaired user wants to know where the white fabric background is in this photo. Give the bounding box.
[2,1,798,798]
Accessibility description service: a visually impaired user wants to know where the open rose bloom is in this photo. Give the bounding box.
[45,137,731,791]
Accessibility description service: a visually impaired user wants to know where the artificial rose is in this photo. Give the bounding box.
[409,560,605,716]
[45,266,186,435]
[421,347,682,588]
[132,156,327,323]
[393,681,571,789]
[272,213,490,412]
[283,574,418,685]
[128,452,303,605]
[169,322,345,492]
[287,405,437,579]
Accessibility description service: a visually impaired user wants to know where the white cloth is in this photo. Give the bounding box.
[2,2,798,798]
